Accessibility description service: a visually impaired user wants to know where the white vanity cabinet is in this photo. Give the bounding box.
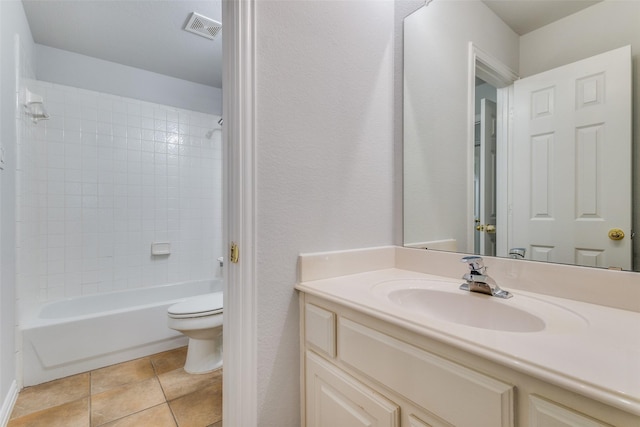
[301,300,513,427]
[299,295,637,427]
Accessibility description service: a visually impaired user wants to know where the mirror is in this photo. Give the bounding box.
[403,0,640,271]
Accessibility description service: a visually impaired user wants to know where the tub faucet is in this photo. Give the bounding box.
[459,256,512,299]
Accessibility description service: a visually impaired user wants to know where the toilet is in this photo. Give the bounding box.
[167,292,223,374]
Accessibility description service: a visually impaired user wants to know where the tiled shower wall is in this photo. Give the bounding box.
[17,80,222,315]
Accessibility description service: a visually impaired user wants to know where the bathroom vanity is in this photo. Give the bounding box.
[296,247,640,427]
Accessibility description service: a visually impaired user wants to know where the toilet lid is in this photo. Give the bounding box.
[168,292,223,318]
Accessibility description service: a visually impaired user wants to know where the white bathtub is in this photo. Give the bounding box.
[21,279,220,386]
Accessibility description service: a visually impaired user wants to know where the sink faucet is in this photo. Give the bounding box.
[459,256,512,299]
[509,247,526,259]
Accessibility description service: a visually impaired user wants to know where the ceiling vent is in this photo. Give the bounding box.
[184,12,221,40]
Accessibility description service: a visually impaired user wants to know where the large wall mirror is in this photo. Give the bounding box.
[403,0,640,271]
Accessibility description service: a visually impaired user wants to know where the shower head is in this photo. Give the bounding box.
[204,117,223,139]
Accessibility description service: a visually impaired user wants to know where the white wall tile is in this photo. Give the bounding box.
[17,80,222,305]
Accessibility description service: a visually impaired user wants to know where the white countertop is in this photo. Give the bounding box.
[296,267,640,416]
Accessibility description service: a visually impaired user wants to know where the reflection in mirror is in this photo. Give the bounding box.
[474,78,497,257]
[403,0,640,271]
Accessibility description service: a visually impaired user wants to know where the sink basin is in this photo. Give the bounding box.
[372,279,586,333]
[386,287,545,332]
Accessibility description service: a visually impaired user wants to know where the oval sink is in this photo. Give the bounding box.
[386,287,546,332]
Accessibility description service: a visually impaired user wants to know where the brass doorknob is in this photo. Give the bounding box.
[476,224,485,232]
[486,225,496,233]
[608,228,625,241]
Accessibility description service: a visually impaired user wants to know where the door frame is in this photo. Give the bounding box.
[467,43,518,256]
[222,1,257,426]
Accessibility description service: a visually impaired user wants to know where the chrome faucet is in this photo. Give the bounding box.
[459,256,512,299]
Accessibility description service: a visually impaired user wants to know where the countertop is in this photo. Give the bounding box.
[296,267,640,416]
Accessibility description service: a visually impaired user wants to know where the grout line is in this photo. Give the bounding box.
[88,393,92,427]
[93,403,170,427]
[88,371,92,427]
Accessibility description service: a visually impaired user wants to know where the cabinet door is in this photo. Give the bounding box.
[407,413,453,427]
[529,395,612,427]
[306,351,400,427]
[339,317,514,427]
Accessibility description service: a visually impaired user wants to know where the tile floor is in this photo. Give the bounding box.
[8,347,222,427]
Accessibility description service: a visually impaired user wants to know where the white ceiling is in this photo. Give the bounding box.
[21,1,601,89]
[483,0,602,35]
[22,0,223,88]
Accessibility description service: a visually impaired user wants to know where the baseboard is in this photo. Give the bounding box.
[0,380,18,427]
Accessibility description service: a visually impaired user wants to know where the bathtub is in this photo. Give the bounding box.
[21,279,221,386]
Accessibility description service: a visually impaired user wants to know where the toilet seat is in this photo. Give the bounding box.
[168,292,223,319]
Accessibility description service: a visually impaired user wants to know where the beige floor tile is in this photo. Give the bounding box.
[7,397,89,427]
[91,377,166,426]
[168,382,222,427]
[91,357,155,394]
[10,373,90,419]
[10,348,219,427]
[98,403,177,427]
[158,367,221,401]
[150,346,188,375]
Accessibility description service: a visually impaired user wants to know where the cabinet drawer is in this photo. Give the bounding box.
[305,303,336,358]
[529,395,612,426]
[338,317,514,427]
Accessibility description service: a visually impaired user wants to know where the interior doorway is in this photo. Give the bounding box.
[467,44,518,257]
[474,79,498,256]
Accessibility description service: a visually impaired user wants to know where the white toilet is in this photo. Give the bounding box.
[167,292,223,374]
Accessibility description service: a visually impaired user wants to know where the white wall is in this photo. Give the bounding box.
[519,2,640,77]
[519,0,640,269]
[254,1,395,424]
[403,0,519,250]
[36,45,222,116]
[16,80,222,321]
[0,0,35,414]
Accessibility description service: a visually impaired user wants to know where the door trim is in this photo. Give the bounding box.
[222,1,257,426]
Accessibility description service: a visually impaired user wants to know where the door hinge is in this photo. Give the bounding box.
[230,242,239,264]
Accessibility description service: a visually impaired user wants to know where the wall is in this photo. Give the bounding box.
[0,0,35,416]
[254,0,395,424]
[16,80,222,320]
[403,0,519,250]
[36,45,222,116]
[519,1,640,269]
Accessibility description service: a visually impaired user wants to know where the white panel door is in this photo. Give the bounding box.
[511,46,632,269]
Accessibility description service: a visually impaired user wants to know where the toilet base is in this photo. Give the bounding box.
[184,334,223,374]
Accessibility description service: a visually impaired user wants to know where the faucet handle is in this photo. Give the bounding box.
[461,255,484,272]
[509,248,526,259]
